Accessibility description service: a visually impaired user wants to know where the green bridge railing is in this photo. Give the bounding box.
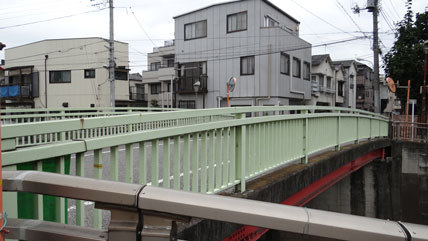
[1,107,180,125]
[1,106,389,229]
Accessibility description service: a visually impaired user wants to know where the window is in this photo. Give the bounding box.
[179,100,196,109]
[49,70,71,83]
[303,61,310,80]
[84,69,95,78]
[280,53,290,75]
[292,57,301,78]
[338,82,344,96]
[151,83,161,94]
[327,77,332,88]
[180,61,207,92]
[115,70,127,80]
[264,16,278,27]
[227,11,247,33]
[166,59,175,68]
[150,62,161,71]
[240,56,255,75]
[185,20,207,40]
[319,75,324,86]
[311,75,317,81]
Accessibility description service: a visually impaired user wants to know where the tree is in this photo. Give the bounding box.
[383,0,428,114]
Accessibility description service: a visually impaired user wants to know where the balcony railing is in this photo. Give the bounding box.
[177,75,207,94]
[0,84,33,98]
[311,81,319,92]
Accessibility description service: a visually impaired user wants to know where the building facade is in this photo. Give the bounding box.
[173,0,312,108]
[356,62,374,111]
[309,54,336,106]
[142,41,175,108]
[2,38,131,108]
[333,60,357,109]
[129,72,146,107]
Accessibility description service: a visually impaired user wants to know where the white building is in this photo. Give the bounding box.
[333,60,357,109]
[142,40,175,108]
[173,0,312,108]
[2,37,131,108]
[310,54,337,106]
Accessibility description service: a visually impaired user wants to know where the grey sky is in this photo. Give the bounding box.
[0,0,426,74]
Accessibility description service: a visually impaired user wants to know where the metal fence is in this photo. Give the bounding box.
[392,121,428,143]
[1,106,389,230]
[0,107,180,125]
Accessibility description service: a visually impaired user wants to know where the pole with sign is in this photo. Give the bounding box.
[227,77,237,107]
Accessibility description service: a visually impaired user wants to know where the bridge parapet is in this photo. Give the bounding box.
[1,106,389,230]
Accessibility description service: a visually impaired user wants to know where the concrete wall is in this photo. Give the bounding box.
[174,0,311,108]
[5,38,129,108]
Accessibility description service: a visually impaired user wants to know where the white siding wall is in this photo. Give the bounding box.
[5,38,129,108]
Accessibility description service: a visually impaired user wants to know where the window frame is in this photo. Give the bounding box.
[280,52,290,75]
[292,57,301,78]
[227,11,247,33]
[49,70,71,84]
[150,83,161,95]
[264,15,279,28]
[179,100,196,109]
[240,56,255,76]
[184,20,207,41]
[303,61,310,80]
[114,70,128,81]
[84,69,95,79]
[150,62,161,71]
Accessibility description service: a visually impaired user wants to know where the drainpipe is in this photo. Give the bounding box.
[44,55,48,108]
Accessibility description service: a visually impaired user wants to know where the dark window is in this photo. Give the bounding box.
[115,70,128,80]
[240,56,255,75]
[49,70,71,83]
[150,62,161,71]
[166,59,175,68]
[179,100,196,109]
[84,69,95,78]
[227,11,247,33]
[292,57,301,78]
[280,53,290,75]
[151,83,161,94]
[303,61,310,80]
[185,20,207,40]
[338,82,344,96]
[180,62,207,92]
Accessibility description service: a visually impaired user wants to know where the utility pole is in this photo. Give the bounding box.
[372,0,380,113]
[353,0,381,113]
[109,0,115,108]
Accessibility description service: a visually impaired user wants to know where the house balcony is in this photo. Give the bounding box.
[0,84,34,99]
[177,75,207,94]
[143,67,175,83]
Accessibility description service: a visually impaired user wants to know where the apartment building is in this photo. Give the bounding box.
[173,0,312,108]
[142,40,175,108]
[2,37,131,108]
[333,60,357,109]
[356,62,374,111]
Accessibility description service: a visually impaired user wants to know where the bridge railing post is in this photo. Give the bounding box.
[235,113,246,193]
[301,110,308,164]
[336,110,341,151]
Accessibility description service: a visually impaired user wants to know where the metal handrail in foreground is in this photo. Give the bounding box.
[3,171,428,241]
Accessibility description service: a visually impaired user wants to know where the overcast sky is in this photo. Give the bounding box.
[1,0,427,74]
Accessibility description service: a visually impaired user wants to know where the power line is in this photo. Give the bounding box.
[0,8,108,30]
[289,0,356,38]
[335,0,370,41]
